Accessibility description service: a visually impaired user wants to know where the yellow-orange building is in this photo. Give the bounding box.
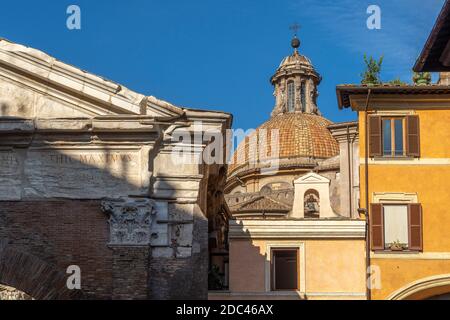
[335,1,450,299]
[210,36,367,300]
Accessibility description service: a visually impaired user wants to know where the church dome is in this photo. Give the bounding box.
[228,113,339,177]
[227,35,338,180]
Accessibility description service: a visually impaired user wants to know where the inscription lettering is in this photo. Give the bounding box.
[48,153,133,166]
[0,153,19,166]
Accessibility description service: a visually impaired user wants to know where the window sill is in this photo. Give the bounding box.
[372,156,416,161]
[370,250,424,260]
[372,250,421,254]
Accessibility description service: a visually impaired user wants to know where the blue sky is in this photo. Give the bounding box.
[0,0,445,130]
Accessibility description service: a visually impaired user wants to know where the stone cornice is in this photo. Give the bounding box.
[329,122,359,142]
[0,39,232,124]
[0,118,162,133]
[229,219,366,239]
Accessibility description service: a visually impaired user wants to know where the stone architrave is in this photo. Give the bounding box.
[101,198,157,246]
[292,172,337,219]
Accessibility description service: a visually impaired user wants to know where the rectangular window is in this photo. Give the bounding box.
[382,117,405,157]
[384,205,409,250]
[382,119,392,155]
[287,82,295,112]
[369,115,420,158]
[300,83,306,112]
[271,249,298,291]
[371,203,423,252]
[394,119,404,156]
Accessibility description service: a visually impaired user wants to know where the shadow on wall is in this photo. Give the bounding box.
[0,122,218,300]
[210,219,305,301]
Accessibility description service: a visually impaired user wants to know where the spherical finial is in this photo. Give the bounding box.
[291,36,300,50]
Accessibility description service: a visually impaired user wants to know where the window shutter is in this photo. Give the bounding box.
[370,203,384,251]
[408,203,423,251]
[368,116,382,157]
[406,116,420,157]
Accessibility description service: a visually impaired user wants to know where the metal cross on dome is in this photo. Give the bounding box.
[289,23,301,36]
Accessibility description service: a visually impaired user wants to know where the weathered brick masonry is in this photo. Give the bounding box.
[0,201,112,299]
[0,39,231,300]
[0,200,211,299]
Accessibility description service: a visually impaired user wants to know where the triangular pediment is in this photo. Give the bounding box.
[0,39,184,119]
[230,195,291,213]
[294,172,330,185]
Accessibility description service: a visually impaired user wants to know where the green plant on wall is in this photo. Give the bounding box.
[413,72,432,85]
[387,77,408,85]
[361,54,384,85]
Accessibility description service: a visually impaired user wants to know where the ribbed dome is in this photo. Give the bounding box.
[278,51,313,68]
[228,113,339,176]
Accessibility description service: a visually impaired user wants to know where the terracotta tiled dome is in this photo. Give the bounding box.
[228,113,339,175]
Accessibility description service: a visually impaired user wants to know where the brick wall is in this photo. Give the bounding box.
[0,200,112,299]
[0,200,209,300]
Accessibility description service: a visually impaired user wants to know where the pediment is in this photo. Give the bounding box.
[230,195,291,213]
[0,39,184,120]
[294,172,330,185]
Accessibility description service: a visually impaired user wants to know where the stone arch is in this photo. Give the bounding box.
[387,274,450,300]
[292,172,337,218]
[304,189,320,218]
[0,242,85,300]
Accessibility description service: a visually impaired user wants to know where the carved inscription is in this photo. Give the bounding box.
[47,153,133,166]
[23,150,143,199]
[0,152,20,174]
[0,151,22,200]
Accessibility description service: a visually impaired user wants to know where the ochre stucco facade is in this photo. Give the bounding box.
[355,99,450,300]
[217,238,366,300]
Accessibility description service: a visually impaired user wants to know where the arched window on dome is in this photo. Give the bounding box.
[304,189,320,218]
[300,82,306,112]
[287,81,295,112]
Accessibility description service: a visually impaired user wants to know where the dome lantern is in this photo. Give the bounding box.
[270,36,322,117]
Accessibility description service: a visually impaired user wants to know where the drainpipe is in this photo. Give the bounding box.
[364,89,372,300]
[346,125,352,219]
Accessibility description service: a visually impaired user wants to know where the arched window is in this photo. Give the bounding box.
[300,82,306,112]
[304,189,320,218]
[260,182,291,193]
[287,81,295,112]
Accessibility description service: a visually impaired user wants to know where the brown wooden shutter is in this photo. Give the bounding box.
[369,116,382,157]
[408,203,423,251]
[370,203,384,251]
[406,115,420,157]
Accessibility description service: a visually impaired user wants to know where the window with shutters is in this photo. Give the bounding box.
[370,203,423,252]
[384,205,409,250]
[369,115,420,158]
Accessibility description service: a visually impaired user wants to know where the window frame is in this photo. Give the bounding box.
[300,81,306,112]
[287,81,295,112]
[372,202,423,253]
[270,248,300,291]
[382,203,410,251]
[382,116,407,157]
[368,114,421,159]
